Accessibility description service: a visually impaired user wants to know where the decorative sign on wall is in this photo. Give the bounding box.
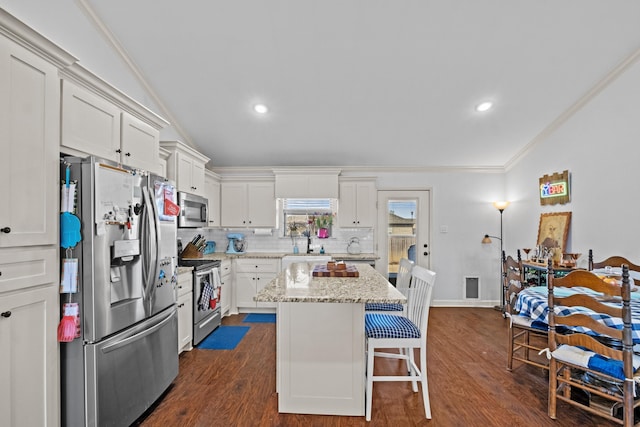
[539,170,570,205]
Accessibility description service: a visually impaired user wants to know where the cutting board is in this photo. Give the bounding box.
[312,264,359,277]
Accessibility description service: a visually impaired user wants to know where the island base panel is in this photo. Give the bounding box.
[277,302,365,416]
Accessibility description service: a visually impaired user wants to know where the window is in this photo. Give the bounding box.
[282,199,336,237]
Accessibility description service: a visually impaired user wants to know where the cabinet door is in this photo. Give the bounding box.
[221,182,248,227]
[61,80,120,161]
[0,284,58,427]
[247,182,276,227]
[0,40,59,247]
[176,154,194,193]
[177,292,193,353]
[220,273,231,316]
[120,112,160,174]
[190,161,205,197]
[235,272,257,307]
[338,182,358,228]
[354,182,376,228]
[205,174,221,227]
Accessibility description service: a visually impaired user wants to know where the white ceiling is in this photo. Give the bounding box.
[6,1,640,169]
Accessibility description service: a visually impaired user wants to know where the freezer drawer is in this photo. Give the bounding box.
[84,306,178,427]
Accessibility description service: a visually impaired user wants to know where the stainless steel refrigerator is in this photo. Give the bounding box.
[61,156,179,427]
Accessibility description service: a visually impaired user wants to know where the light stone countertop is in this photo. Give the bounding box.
[254,263,405,304]
[181,252,378,261]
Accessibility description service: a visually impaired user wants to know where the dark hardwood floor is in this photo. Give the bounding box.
[135,307,615,426]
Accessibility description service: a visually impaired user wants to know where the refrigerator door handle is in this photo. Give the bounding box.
[101,307,175,354]
[141,185,160,312]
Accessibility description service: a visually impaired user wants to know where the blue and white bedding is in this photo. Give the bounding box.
[514,286,640,343]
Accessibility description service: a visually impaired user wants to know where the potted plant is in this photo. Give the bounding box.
[312,213,333,238]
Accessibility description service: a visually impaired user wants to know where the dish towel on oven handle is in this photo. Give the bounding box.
[198,279,213,311]
[198,268,222,310]
[211,267,221,302]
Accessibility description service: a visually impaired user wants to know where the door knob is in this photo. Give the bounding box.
[1,311,11,318]
[423,252,429,256]
[0,227,10,233]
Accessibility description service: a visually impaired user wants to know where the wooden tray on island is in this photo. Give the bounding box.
[312,264,359,277]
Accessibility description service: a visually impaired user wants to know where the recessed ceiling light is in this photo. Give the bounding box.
[475,101,493,112]
[253,104,268,114]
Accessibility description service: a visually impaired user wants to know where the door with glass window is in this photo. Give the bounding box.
[376,191,430,282]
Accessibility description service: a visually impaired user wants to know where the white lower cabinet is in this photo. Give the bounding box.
[220,259,232,316]
[0,248,58,427]
[177,270,193,353]
[235,258,279,310]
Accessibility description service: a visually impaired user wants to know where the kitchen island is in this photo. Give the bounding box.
[255,262,405,416]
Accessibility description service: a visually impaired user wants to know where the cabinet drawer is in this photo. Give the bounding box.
[0,248,57,294]
[220,260,232,275]
[176,272,193,297]
[235,258,279,273]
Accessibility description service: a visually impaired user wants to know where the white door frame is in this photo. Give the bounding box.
[376,190,431,278]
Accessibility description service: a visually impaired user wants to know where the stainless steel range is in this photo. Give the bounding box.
[179,258,222,345]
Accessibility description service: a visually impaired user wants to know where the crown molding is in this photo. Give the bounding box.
[0,8,77,68]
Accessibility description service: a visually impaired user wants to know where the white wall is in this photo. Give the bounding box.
[505,57,640,267]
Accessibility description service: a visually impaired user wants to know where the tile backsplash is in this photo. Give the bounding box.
[177,227,374,255]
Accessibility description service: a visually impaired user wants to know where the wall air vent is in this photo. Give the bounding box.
[464,276,480,299]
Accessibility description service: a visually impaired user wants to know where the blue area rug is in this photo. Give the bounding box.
[197,325,250,350]
[243,313,276,323]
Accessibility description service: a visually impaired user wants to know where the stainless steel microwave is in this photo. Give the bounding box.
[177,192,208,228]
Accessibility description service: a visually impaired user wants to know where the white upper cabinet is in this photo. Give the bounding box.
[61,79,120,161]
[204,170,221,227]
[0,31,68,247]
[60,68,168,174]
[220,180,276,228]
[120,112,161,173]
[338,180,377,228]
[160,140,210,198]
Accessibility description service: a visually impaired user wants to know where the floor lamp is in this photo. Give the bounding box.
[482,201,509,312]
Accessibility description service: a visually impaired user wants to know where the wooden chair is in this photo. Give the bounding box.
[504,250,549,371]
[364,265,437,421]
[588,249,640,273]
[365,258,414,315]
[547,264,640,426]
[504,250,548,370]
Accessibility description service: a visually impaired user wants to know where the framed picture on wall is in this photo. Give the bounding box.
[537,212,571,253]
